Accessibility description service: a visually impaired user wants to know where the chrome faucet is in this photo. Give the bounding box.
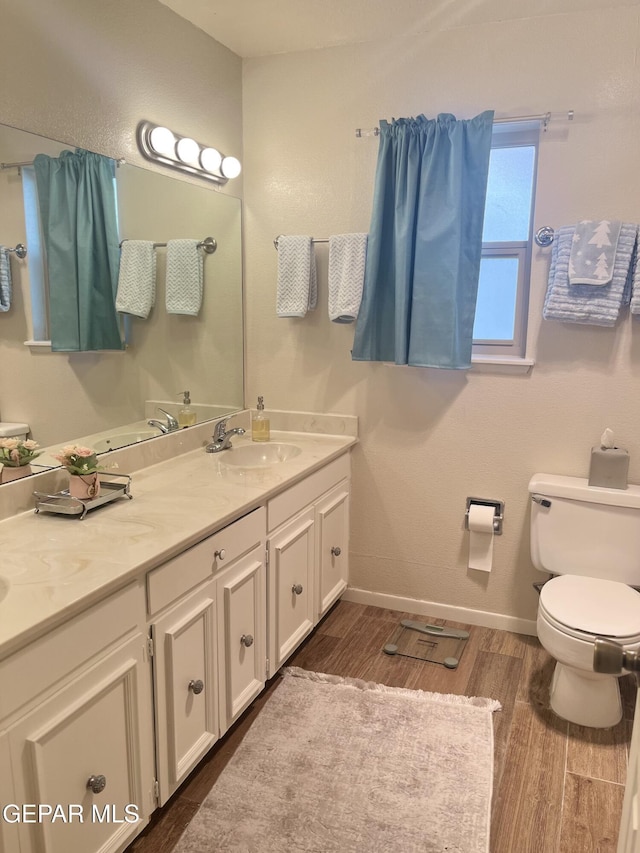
[206,418,246,453]
[147,407,179,434]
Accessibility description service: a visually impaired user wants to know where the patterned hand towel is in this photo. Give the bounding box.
[115,241,156,318]
[569,220,622,285]
[166,240,204,316]
[276,236,317,317]
[0,247,11,312]
[328,233,368,323]
[543,222,636,326]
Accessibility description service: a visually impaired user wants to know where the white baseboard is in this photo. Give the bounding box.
[342,587,537,637]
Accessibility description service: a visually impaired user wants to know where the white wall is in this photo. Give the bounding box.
[242,7,640,626]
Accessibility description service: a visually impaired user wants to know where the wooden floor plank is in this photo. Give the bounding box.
[567,718,630,786]
[126,798,200,853]
[558,773,624,853]
[490,702,568,853]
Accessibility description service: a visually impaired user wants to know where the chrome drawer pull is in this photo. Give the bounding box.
[331,546,341,557]
[188,679,204,694]
[240,634,254,647]
[214,549,226,560]
[292,584,303,595]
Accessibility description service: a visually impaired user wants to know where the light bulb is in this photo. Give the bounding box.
[221,156,242,179]
[176,137,201,167]
[148,126,176,158]
[200,147,222,173]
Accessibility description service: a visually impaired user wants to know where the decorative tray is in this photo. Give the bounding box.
[33,473,132,520]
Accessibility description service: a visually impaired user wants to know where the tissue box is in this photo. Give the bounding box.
[588,447,629,490]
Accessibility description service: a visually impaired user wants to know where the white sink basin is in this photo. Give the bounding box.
[221,443,302,469]
[94,430,160,452]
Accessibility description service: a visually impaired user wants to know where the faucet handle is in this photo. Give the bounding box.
[214,419,228,440]
[157,407,179,429]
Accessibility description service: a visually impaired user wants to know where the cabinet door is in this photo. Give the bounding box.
[217,545,266,734]
[316,481,350,620]
[268,507,315,676]
[0,731,19,853]
[152,580,218,806]
[9,634,154,853]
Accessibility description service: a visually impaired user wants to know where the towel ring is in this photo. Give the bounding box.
[535,226,555,247]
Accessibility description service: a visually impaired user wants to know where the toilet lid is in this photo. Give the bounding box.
[540,575,640,639]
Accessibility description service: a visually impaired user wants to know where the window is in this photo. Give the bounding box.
[473,122,539,358]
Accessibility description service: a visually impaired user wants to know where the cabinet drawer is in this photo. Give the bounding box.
[147,507,265,616]
[0,582,145,724]
[267,454,350,532]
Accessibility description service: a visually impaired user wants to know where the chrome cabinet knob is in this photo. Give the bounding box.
[214,549,226,560]
[87,775,107,794]
[240,634,254,647]
[188,679,204,694]
[331,546,342,557]
[292,584,303,595]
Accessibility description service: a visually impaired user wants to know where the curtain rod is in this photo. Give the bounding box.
[355,110,575,137]
[0,157,126,170]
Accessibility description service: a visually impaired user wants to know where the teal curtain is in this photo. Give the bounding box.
[34,149,123,351]
[352,111,494,369]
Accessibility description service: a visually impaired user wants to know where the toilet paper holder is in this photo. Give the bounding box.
[465,497,504,535]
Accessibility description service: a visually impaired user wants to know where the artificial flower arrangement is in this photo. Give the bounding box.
[0,438,42,468]
[52,444,102,475]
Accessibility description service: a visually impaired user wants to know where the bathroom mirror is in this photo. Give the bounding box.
[0,122,244,477]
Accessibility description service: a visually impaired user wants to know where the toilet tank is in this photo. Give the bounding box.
[529,473,640,584]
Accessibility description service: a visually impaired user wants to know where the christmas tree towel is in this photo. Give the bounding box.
[569,219,622,285]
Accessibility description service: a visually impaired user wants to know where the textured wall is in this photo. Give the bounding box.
[242,7,640,625]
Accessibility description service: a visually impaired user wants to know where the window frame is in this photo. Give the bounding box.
[472,121,540,359]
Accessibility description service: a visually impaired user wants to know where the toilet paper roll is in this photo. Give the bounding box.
[467,504,495,573]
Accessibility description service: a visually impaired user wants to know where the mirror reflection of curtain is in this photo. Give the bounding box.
[352,111,494,369]
[33,149,123,352]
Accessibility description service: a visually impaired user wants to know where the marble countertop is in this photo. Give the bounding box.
[0,429,356,659]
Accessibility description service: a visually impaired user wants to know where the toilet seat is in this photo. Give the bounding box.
[539,575,640,642]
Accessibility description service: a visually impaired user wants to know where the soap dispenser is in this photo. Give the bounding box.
[178,391,197,427]
[251,396,270,443]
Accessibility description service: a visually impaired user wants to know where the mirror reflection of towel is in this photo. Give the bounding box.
[0,247,11,312]
[115,241,156,318]
[166,240,203,316]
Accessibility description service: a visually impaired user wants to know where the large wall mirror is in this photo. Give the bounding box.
[0,122,244,479]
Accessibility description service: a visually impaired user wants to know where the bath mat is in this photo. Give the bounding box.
[383,619,469,668]
[173,667,500,853]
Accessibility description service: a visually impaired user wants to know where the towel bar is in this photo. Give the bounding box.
[535,226,554,247]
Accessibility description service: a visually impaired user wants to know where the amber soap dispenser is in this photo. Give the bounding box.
[178,391,197,427]
[251,396,270,442]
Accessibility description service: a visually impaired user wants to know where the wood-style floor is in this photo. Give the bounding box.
[127,600,635,853]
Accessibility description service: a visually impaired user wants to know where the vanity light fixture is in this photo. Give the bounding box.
[137,121,241,184]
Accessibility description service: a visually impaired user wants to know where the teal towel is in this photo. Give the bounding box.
[166,240,203,316]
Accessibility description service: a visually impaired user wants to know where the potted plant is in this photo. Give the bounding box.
[52,444,103,499]
[0,438,42,483]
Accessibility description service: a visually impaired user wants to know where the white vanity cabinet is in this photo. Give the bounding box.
[2,582,155,853]
[149,580,218,806]
[147,506,265,800]
[267,454,351,676]
[0,731,19,853]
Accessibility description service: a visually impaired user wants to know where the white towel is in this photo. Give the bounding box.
[115,241,156,318]
[569,219,622,285]
[328,233,368,323]
[0,247,12,312]
[543,222,636,326]
[166,239,203,316]
[276,236,317,318]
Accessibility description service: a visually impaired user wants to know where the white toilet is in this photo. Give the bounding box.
[0,422,30,441]
[529,473,640,728]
